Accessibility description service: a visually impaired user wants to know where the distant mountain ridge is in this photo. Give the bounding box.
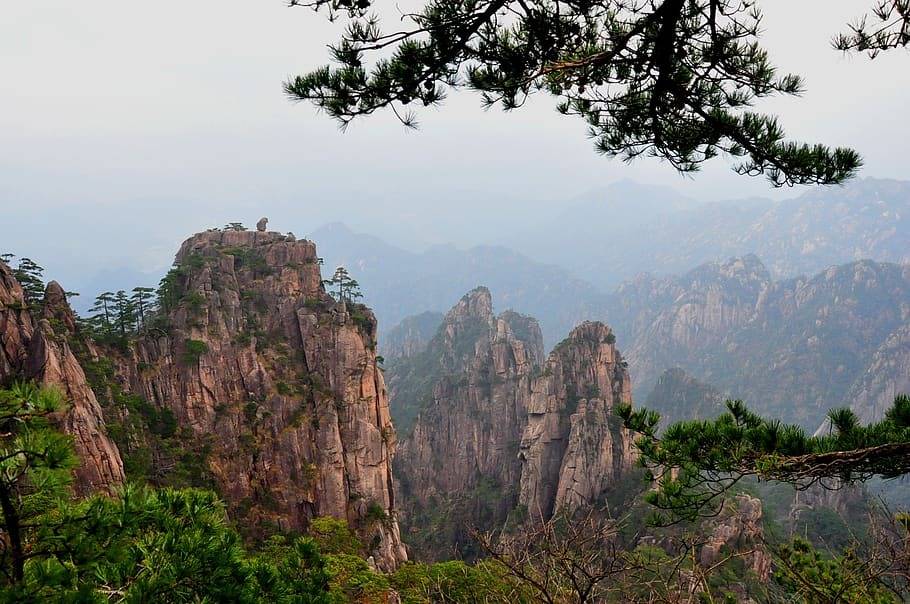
[511,177,910,289]
[308,222,608,348]
[605,256,910,429]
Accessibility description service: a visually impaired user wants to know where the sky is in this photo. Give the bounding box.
[2,0,910,294]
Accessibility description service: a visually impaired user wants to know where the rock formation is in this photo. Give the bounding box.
[391,288,543,558]
[381,311,444,360]
[699,494,771,582]
[0,262,125,494]
[106,229,406,569]
[389,289,636,559]
[644,368,726,428]
[843,324,910,424]
[518,322,634,519]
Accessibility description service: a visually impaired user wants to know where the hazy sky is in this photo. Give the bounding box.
[3,1,910,289]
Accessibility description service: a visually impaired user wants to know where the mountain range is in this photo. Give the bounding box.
[310,178,910,353]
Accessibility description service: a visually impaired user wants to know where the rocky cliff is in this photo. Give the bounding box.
[699,495,771,582]
[518,322,635,520]
[0,263,124,494]
[100,230,406,569]
[843,324,910,424]
[390,289,636,559]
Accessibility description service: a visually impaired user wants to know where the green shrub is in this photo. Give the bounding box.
[308,517,362,556]
[181,339,208,365]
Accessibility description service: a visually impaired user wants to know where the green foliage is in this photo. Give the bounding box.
[84,286,159,344]
[0,383,335,601]
[365,501,388,525]
[323,266,362,303]
[348,305,374,333]
[309,516,364,556]
[621,394,910,523]
[181,338,209,365]
[391,560,525,604]
[223,246,273,275]
[4,256,46,317]
[6,485,337,603]
[287,0,868,186]
[0,383,77,585]
[325,554,391,601]
[773,537,896,603]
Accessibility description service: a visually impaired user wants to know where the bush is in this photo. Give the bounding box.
[308,517,363,556]
[391,560,524,603]
[181,339,209,365]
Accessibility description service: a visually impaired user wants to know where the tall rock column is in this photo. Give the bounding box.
[519,322,635,519]
[0,264,124,494]
[117,230,406,569]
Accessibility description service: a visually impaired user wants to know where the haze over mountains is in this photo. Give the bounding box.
[512,177,910,287]
[311,178,910,350]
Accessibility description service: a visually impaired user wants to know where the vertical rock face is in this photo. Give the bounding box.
[394,289,544,530]
[620,255,772,397]
[119,230,405,569]
[609,256,910,428]
[842,324,910,424]
[519,322,634,519]
[390,290,635,559]
[0,263,125,494]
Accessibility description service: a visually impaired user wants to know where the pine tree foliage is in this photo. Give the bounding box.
[619,394,910,524]
[285,0,876,186]
[324,266,363,303]
[0,384,77,586]
[1,255,46,317]
[834,0,910,57]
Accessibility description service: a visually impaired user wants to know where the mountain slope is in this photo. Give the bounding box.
[607,257,910,429]
[85,229,408,569]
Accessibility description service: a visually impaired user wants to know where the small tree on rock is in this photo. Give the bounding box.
[324,266,363,303]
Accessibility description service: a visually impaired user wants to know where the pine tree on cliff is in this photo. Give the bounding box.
[3,256,46,316]
[88,291,116,335]
[0,383,338,601]
[285,1,908,187]
[113,290,136,336]
[325,266,362,303]
[131,286,155,328]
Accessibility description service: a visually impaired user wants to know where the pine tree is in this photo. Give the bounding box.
[113,290,136,336]
[131,286,156,328]
[620,394,910,523]
[324,266,362,303]
[0,383,76,585]
[7,257,46,316]
[88,291,116,335]
[286,1,909,186]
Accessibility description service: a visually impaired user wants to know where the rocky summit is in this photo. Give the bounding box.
[1,229,408,570]
[389,288,636,559]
